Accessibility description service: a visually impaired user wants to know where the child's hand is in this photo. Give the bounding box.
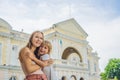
[48,58,53,65]
[43,59,53,66]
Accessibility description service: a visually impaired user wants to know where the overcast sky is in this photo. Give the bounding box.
[0,0,120,72]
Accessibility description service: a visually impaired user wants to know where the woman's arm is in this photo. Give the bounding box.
[29,54,53,67]
[19,47,41,74]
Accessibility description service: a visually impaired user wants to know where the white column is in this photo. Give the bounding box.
[6,39,11,65]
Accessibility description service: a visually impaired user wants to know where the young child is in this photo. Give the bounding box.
[38,40,57,80]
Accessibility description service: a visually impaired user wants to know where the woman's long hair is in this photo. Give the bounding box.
[34,47,40,59]
[26,31,44,59]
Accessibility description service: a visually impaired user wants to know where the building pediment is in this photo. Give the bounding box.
[43,18,88,40]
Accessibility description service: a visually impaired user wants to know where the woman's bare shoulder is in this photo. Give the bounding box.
[20,47,30,52]
[19,47,32,63]
[19,47,31,56]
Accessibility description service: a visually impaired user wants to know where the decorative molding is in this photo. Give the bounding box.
[0,32,28,41]
[0,65,21,70]
[45,31,88,45]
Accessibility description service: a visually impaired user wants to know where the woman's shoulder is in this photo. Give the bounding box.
[19,47,32,58]
[20,47,30,54]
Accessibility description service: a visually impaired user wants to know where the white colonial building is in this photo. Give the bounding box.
[0,18,100,80]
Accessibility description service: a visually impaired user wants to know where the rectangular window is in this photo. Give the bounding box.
[88,60,90,71]
[10,45,19,65]
[0,43,2,65]
[94,63,97,72]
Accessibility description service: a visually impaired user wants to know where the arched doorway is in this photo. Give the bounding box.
[80,77,84,80]
[9,76,17,80]
[61,76,67,80]
[70,75,77,80]
[62,47,82,62]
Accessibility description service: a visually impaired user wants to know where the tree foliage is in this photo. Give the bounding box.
[100,58,120,80]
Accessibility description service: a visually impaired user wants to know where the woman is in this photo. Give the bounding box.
[19,31,52,80]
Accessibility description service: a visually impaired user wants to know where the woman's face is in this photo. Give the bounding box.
[32,32,43,48]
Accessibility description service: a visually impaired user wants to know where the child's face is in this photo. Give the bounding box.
[39,45,49,55]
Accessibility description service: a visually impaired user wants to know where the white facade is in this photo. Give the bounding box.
[0,18,100,80]
[43,18,100,80]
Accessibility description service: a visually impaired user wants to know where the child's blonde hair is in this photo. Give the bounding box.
[41,40,52,54]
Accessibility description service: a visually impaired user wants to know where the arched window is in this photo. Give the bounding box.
[61,76,67,80]
[62,47,82,62]
[71,75,77,80]
[9,76,17,80]
[80,77,84,80]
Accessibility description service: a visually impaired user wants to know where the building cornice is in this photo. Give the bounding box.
[53,59,88,71]
[0,32,28,42]
[54,64,88,71]
[0,65,21,70]
[45,31,88,45]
